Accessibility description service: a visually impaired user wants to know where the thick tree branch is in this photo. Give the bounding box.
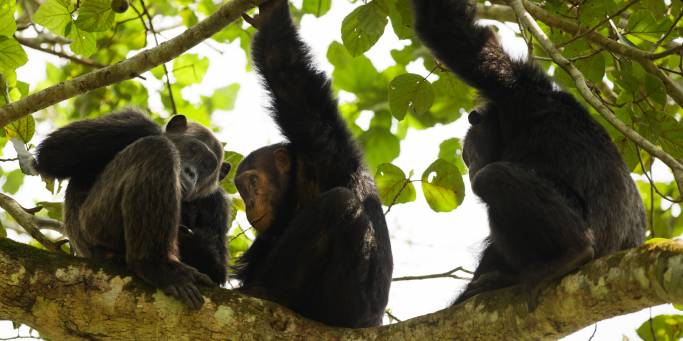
[507,0,683,194]
[0,0,264,128]
[0,238,682,339]
[0,194,62,252]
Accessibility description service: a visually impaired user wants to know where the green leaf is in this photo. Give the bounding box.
[0,37,28,72]
[388,73,434,120]
[221,150,244,195]
[302,0,331,17]
[421,159,465,212]
[228,225,252,263]
[341,1,388,57]
[36,201,64,220]
[2,169,24,194]
[75,0,115,32]
[0,218,5,238]
[575,52,605,84]
[438,138,468,175]
[359,127,400,172]
[388,0,414,39]
[5,116,35,143]
[34,0,73,36]
[210,84,240,111]
[637,315,683,341]
[180,7,198,27]
[375,163,416,206]
[0,0,16,37]
[173,54,209,85]
[578,0,617,27]
[67,24,97,57]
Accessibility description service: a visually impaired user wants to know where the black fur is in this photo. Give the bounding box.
[412,0,646,305]
[35,110,230,307]
[233,1,393,328]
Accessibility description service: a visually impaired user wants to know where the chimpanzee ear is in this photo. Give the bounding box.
[273,147,290,174]
[166,115,188,133]
[219,162,231,181]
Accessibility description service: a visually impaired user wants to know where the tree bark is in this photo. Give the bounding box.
[0,238,682,340]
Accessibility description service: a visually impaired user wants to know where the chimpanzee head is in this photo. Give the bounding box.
[164,115,231,201]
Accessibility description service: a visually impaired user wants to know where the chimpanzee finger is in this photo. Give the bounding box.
[180,284,204,309]
[194,272,215,287]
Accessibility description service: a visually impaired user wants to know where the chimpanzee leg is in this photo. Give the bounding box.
[471,162,595,308]
[79,136,213,309]
[454,242,516,304]
[253,187,380,327]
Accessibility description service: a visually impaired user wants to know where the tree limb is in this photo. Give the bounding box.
[506,0,683,195]
[0,0,264,128]
[0,238,682,339]
[0,194,63,252]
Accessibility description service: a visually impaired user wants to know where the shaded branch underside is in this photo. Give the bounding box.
[0,239,681,340]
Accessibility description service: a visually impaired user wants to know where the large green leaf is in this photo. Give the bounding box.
[359,127,400,172]
[388,73,434,120]
[209,84,241,111]
[421,159,465,212]
[637,315,683,341]
[221,150,244,195]
[2,169,24,194]
[0,0,16,37]
[67,23,97,57]
[75,0,115,32]
[438,138,468,176]
[302,0,331,17]
[0,37,27,72]
[173,54,209,85]
[375,163,416,206]
[33,0,73,36]
[4,116,35,143]
[341,0,388,57]
[387,0,414,39]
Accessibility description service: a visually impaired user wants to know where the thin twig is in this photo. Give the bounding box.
[635,143,682,203]
[384,310,402,323]
[0,193,64,252]
[140,0,177,116]
[649,44,683,60]
[384,179,414,216]
[587,323,598,341]
[556,0,640,49]
[392,266,473,282]
[652,9,683,51]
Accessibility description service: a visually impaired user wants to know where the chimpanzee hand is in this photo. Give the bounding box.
[243,0,287,30]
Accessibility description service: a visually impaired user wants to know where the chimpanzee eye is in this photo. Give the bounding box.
[250,175,258,186]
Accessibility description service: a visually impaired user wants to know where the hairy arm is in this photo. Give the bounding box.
[35,110,161,180]
[252,1,362,184]
[412,0,552,99]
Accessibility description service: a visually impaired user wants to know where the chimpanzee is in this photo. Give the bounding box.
[232,0,393,328]
[412,0,646,307]
[34,110,231,308]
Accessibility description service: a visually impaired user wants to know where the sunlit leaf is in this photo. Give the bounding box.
[75,0,115,32]
[375,163,416,206]
[2,169,24,194]
[341,1,388,56]
[421,159,465,212]
[173,54,209,85]
[221,150,244,195]
[0,37,27,72]
[4,116,35,143]
[637,315,683,341]
[388,73,434,120]
[359,127,400,172]
[302,0,331,17]
[0,0,16,37]
[67,24,97,57]
[33,0,73,36]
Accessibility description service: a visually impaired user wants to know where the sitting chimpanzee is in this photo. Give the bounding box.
[34,110,231,308]
[412,0,646,307]
[233,0,393,328]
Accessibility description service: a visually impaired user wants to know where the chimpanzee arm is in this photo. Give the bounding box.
[34,110,161,180]
[179,188,230,285]
[411,0,553,100]
[252,1,362,183]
